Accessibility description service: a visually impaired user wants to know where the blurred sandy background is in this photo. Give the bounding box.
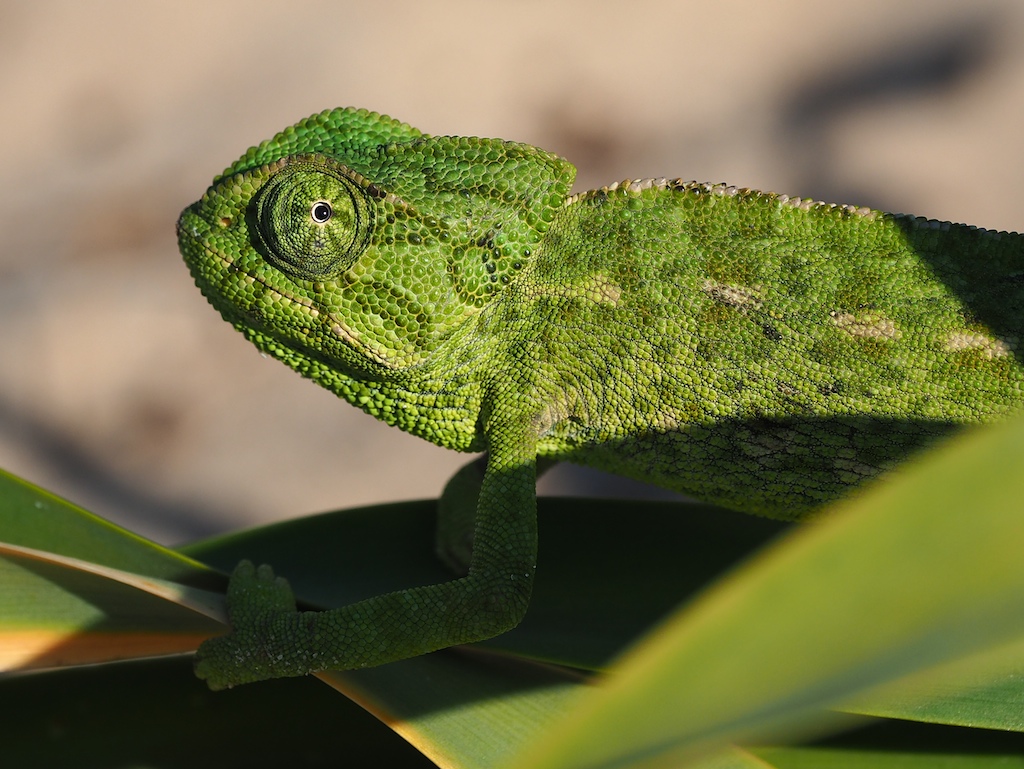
[0,1,1021,543]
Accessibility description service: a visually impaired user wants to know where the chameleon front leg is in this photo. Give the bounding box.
[436,453,558,574]
[436,453,489,574]
[195,426,539,689]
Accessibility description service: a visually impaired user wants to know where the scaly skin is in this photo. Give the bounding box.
[177,107,1024,688]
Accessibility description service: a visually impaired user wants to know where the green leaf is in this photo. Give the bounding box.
[0,468,216,583]
[840,636,1024,731]
[513,414,1024,769]
[0,471,224,671]
[0,543,224,669]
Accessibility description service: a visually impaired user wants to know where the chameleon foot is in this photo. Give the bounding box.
[194,560,300,690]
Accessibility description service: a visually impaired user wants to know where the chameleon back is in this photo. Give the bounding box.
[499,179,1024,517]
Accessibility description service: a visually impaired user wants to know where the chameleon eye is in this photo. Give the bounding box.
[254,160,374,279]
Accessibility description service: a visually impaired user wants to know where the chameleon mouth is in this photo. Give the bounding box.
[175,206,197,247]
[176,204,214,274]
[177,204,244,320]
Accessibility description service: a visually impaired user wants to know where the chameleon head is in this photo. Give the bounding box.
[177,150,469,377]
[177,108,575,384]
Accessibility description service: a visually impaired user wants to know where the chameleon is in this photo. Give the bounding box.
[177,107,1024,689]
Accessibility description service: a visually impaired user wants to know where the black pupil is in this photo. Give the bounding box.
[311,201,332,223]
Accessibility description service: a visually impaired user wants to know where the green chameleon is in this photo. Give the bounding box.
[178,107,1024,689]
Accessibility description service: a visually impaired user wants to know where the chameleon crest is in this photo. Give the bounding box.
[179,108,1024,688]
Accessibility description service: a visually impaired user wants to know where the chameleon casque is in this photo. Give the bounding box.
[177,107,1024,688]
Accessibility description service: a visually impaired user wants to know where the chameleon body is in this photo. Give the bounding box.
[177,107,1024,688]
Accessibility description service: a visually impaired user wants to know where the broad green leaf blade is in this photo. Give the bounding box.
[513,415,1024,769]
[0,542,224,671]
[0,468,217,584]
[840,636,1024,731]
